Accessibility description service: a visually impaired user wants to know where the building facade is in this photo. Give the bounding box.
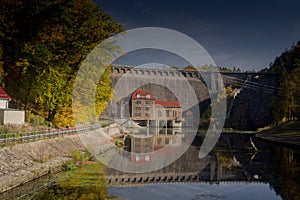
[130,89,182,127]
[0,88,11,109]
[0,88,25,125]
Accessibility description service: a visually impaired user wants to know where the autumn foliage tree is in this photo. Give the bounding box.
[0,0,123,126]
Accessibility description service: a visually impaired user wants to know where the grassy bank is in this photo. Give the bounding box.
[256,121,300,148]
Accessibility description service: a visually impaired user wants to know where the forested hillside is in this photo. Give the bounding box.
[269,41,300,122]
[0,0,123,126]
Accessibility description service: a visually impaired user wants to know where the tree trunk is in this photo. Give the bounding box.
[47,109,57,122]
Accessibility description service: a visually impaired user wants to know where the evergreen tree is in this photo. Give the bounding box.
[269,41,300,123]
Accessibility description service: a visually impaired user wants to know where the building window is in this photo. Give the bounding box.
[135,113,141,117]
[145,155,150,161]
[157,138,162,145]
[165,138,169,144]
[145,107,151,111]
[166,110,170,117]
[135,107,141,111]
[135,100,141,104]
[158,110,162,117]
[173,110,176,117]
[145,113,150,117]
[172,138,177,144]
[145,100,152,105]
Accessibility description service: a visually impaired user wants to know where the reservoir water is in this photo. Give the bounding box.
[106,133,300,200]
[1,133,299,200]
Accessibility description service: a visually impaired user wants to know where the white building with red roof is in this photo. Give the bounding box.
[0,88,25,124]
[129,89,182,127]
[0,88,11,109]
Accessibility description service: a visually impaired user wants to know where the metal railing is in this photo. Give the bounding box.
[0,122,110,147]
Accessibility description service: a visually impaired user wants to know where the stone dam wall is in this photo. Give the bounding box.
[109,66,280,130]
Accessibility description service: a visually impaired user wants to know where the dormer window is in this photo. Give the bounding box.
[137,94,141,98]
[146,94,150,99]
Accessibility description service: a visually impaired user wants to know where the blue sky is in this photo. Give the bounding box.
[96,0,300,71]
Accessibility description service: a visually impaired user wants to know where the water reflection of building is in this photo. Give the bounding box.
[106,135,277,186]
[105,146,241,186]
[124,133,183,162]
[117,89,182,127]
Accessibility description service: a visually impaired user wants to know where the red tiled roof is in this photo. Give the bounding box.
[132,89,155,100]
[131,89,180,107]
[155,100,181,107]
[0,88,11,100]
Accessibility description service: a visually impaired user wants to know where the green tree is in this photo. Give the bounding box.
[270,41,300,123]
[1,0,123,125]
[269,41,300,75]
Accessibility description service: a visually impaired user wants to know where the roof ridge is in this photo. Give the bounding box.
[0,88,11,99]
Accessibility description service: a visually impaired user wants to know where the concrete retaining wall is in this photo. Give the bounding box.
[102,123,121,136]
[0,123,120,193]
[0,134,84,193]
[0,109,25,125]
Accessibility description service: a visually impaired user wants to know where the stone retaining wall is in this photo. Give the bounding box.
[102,123,121,136]
[0,134,84,193]
[0,124,120,193]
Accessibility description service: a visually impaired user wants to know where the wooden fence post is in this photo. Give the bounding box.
[5,134,7,146]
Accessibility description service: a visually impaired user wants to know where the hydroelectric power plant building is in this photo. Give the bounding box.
[117,89,182,127]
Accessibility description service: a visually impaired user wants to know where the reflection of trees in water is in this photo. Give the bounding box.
[212,135,246,180]
[38,164,110,200]
[269,146,300,200]
[212,134,276,181]
[215,152,239,170]
[212,135,245,171]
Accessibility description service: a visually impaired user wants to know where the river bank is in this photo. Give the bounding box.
[0,120,120,193]
[0,134,85,193]
[1,120,299,196]
[0,122,119,194]
[256,121,300,148]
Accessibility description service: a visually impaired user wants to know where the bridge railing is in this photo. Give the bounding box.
[0,122,110,147]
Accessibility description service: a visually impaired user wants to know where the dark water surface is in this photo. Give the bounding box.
[1,133,299,200]
[109,182,280,200]
[107,133,300,200]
